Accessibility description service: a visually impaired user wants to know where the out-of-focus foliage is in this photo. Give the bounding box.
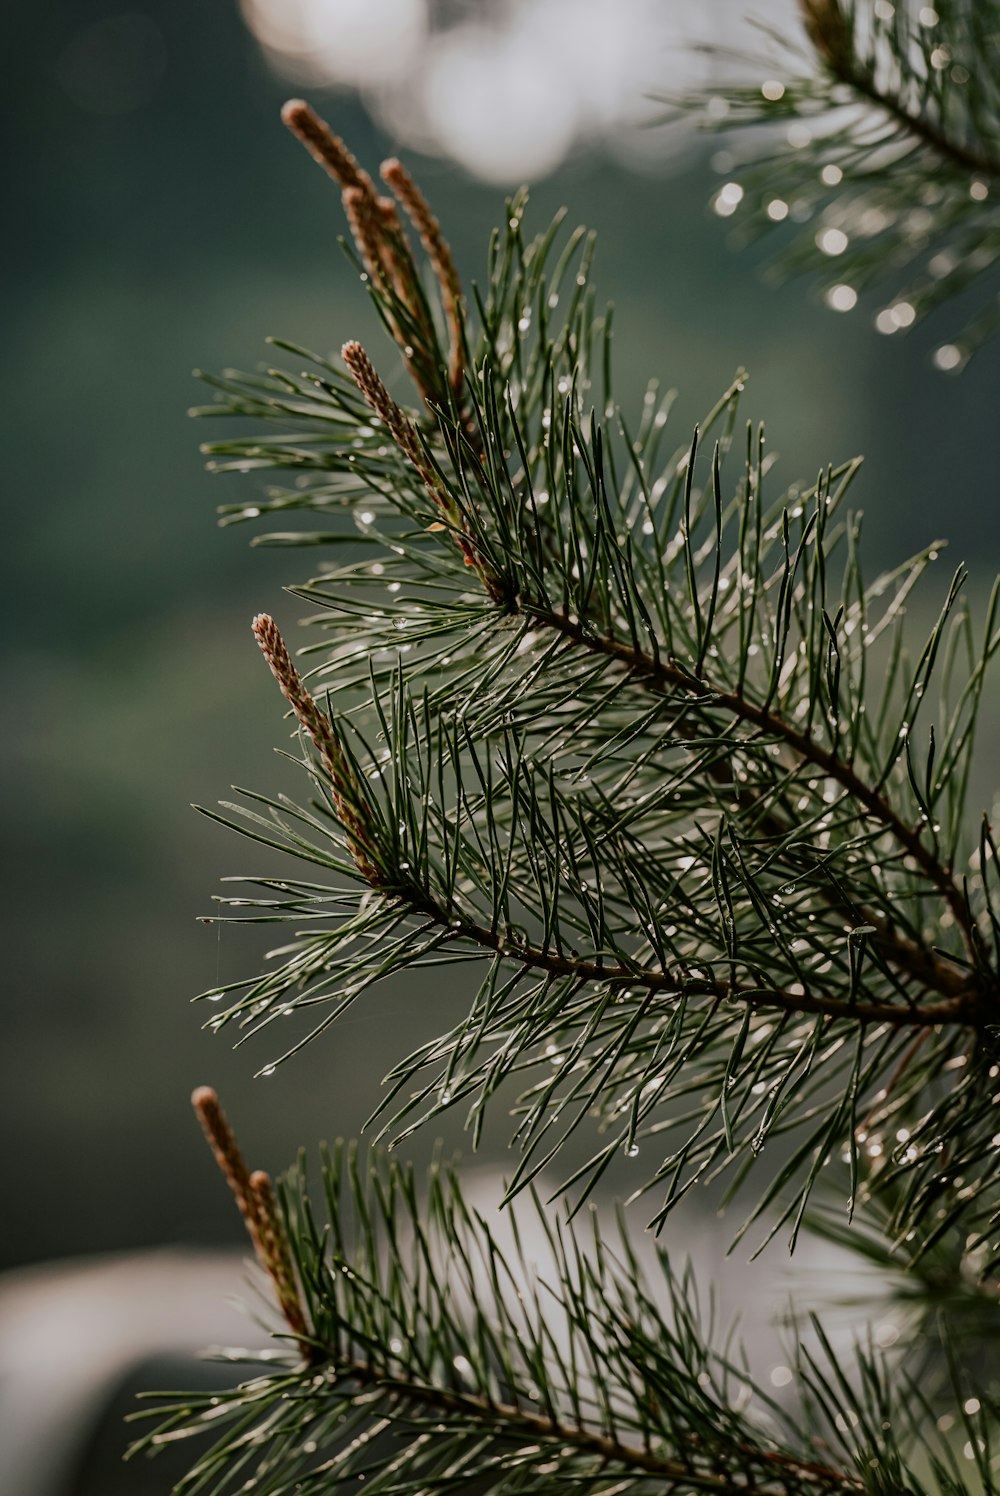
[674,0,1000,365]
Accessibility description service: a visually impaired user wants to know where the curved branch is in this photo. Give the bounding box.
[399,887,980,1030]
[801,1,1000,178]
[603,694,967,1002]
[531,604,981,968]
[316,1354,863,1496]
[837,57,1000,182]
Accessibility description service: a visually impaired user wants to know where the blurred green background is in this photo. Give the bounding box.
[5,0,1000,1281]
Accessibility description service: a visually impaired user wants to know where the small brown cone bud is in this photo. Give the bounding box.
[281,99,377,201]
[381,157,466,397]
[248,1169,311,1343]
[251,613,385,884]
[191,1086,264,1259]
[192,1089,313,1355]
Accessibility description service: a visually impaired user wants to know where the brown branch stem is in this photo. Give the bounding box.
[533,606,979,967]
[308,1352,863,1495]
[841,64,1000,179]
[800,2,1000,179]
[397,885,979,1030]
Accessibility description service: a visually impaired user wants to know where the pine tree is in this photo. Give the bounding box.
[129,5,1000,1489]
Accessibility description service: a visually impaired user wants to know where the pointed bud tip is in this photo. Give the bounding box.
[191,1085,218,1110]
[249,1169,270,1190]
[281,99,311,127]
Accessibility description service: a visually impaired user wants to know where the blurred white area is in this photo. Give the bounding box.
[239,0,803,181]
[0,1250,263,1496]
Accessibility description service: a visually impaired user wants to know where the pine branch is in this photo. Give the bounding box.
[522,602,981,979]
[670,0,1000,360]
[195,677,1000,1247]
[194,113,1000,1248]
[803,0,1000,179]
[243,336,984,1005]
[315,336,987,1002]
[164,96,1000,1496]
[130,1113,998,1496]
